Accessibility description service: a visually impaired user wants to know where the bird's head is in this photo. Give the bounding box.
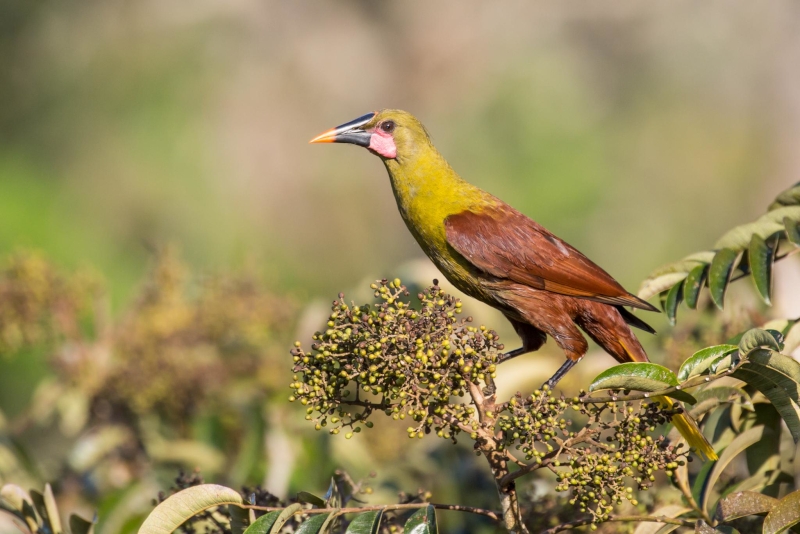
[309,109,431,161]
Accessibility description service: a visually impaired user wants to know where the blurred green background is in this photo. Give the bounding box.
[1,1,799,532]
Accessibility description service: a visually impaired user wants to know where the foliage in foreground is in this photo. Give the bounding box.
[114,309,800,534]
[2,182,800,534]
[0,248,295,531]
[639,181,800,322]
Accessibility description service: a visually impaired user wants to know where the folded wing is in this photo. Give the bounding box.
[444,204,658,312]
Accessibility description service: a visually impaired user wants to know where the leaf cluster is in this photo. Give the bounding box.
[586,327,800,533]
[639,182,800,323]
[139,475,439,534]
[0,251,102,357]
[0,248,297,531]
[0,482,94,534]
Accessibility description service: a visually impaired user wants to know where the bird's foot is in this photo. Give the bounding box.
[497,347,528,364]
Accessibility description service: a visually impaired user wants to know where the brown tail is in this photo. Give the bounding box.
[578,302,718,459]
[577,301,649,363]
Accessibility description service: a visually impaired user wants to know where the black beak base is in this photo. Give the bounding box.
[333,130,371,147]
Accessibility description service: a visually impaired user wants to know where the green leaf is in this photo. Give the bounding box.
[667,390,698,405]
[0,484,39,533]
[269,503,302,534]
[783,321,800,354]
[710,353,736,374]
[632,505,691,534]
[44,484,62,534]
[731,365,800,442]
[138,484,244,534]
[639,251,716,301]
[345,510,383,534]
[590,363,678,392]
[769,182,800,210]
[230,504,249,534]
[763,488,800,534]
[692,385,752,409]
[683,263,707,309]
[701,425,768,514]
[748,233,775,304]
[296,514,330,534]
[678,345,739,382]
[0,484,32,514]
[747,349,800,385]
[714,206,800,250]
[695,520,723,533]
[715,490,777,522]
[708,248,738,309]
[639,272,688,302]
[29,489,48,528]
[297,492,326,508]
[230,406,267,485]
[663,281,683,325]
[318,510,342,534]
[689,398,721,419]
[69,514,95,534]
[691,458,716,508]
[739,329,781,355]
[784,217,800,246]
[404,506,437,534]
[762,318,800,338]
[243,511,281,534]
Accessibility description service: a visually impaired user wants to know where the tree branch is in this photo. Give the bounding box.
[541,514,695,533]
[579,368,738,404]
[244,501,501,522]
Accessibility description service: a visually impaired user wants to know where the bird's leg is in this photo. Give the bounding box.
[543,358,580,389]
[496,347,529,364]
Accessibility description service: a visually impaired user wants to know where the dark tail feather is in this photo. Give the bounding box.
[616,306,656,335]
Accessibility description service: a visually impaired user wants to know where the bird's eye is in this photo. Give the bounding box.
[380,120,395,133]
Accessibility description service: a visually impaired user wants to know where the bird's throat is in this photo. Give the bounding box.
[382,149,486,258]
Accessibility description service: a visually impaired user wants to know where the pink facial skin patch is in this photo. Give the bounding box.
[368,131,397,159]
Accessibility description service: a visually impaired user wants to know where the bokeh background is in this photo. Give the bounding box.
[2,1,800,532]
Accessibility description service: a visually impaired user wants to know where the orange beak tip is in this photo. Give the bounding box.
[309,129,336,144]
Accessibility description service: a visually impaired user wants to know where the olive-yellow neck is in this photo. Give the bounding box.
[381,141,498,302]
[384,147,479,247]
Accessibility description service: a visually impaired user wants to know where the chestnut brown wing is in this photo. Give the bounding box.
[444,205,658,312]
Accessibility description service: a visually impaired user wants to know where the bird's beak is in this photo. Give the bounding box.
[309,112,376,147]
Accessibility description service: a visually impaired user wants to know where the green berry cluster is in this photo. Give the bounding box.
[553,400,686,524]
[497,388,686,524]
[289,279,502,439]
[499,387,569,460]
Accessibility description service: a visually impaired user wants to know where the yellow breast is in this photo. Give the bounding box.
[382,150,496,302]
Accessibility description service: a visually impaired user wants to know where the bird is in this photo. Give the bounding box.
[310,109,717,460]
